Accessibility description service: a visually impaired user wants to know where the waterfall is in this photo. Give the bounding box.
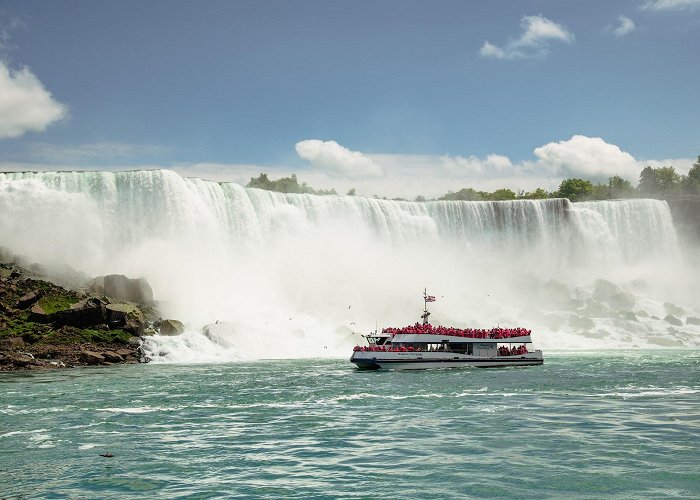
[1,169,697,359]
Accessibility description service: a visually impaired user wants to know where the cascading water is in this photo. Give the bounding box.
[0,169,697,361]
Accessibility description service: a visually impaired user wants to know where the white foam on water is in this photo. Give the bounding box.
[1,169,698,362]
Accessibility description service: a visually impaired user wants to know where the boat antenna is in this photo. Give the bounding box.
[421,287,432,325]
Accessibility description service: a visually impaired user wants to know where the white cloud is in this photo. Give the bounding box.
[480,15,574,60]
[533,135,641,180]
[295,139,383,179]
[0,61,68,139]
[642,0,700,10]
[614,16,636,37]
[441,154,513,176]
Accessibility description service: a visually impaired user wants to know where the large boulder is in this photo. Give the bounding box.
[50,298,105,328]
[593,279,635,311]
[687,316,700,326]
[16,290,44,309]
[664,315,683,326]
[91,275,153,306]
[105,303,145,335]
[80,350,105,365]
[159,319,184,336]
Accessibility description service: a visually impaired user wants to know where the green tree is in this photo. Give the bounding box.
[346,187,356,196]
[656,166,681,194]
[490,188,517,201]
[556,178,594,202]
[414,195,427,202]
[439,188,483,201]
[638,166,659,195]
[246,173,336,195]
[520,187,549,199]
[681,156,700,195]
[608,176,636,199]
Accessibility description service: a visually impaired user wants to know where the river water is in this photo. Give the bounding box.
[1,351,698,498]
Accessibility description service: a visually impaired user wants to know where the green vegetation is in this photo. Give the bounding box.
[247,173,337,195]
[37,292,80,314]
[247,155,700,202]
[39,327,132,345]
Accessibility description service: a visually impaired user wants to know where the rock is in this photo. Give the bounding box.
[619,311,638,322]
[580,300,611,318]
[664,302,685,317]
[636,310,650,318]
[80,350,105,365]
[593,280,634,310]
[4,353,35,367]
[160,319,184,336]
[105,303,144,335]
[92,275,153,306]
[102,350,124,363]
[28,304,48,322]
[16,289,44,309]
[50,298,105,328]
[593,279,621,301]
[687,316,700,326]
[664,315,683,326]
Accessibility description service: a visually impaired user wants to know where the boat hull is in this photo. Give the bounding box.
[350,351,543,370]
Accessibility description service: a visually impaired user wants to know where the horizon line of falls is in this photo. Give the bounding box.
[1,169,698,361]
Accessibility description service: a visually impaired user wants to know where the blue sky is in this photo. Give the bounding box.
[0,0,699,196]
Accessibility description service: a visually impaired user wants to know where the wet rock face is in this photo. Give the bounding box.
[160,319,184,336]
[664,315,683,326]
[90,275,154,306]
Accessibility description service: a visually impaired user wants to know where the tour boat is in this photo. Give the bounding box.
[350,291,544,370]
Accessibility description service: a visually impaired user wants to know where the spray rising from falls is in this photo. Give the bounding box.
[0,169,697,360]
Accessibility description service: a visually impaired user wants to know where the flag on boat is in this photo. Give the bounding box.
[426,295,436,302]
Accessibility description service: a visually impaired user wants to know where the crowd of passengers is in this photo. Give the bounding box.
[381,323,531,339]
[353,344,529,355]
[498,345,528,356]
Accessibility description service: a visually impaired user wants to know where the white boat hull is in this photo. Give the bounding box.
[350,351,543,370]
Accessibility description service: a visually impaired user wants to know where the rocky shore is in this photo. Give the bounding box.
[0,257,183,371]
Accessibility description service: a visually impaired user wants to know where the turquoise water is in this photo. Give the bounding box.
[1,352,699,499]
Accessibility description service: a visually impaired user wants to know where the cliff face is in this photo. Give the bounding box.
[667,199,700,245]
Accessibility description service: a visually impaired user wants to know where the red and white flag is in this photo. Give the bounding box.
[426,295,436,302]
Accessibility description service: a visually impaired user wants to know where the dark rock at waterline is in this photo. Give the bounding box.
[90,275,153,306]
[79,350,105,365]
[159,319,184,336]
[687,316,700,326]
[102,350,124,363]
[16,289,44,309]
[664,315,683,326]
